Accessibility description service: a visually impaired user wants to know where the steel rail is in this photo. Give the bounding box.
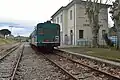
[10,45,24,80]
[40,53,78,80]
[56,49,120,63]
[56,53,120,80]
[0,44,20,61]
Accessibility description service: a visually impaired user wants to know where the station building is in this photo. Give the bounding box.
[51,0,109,46]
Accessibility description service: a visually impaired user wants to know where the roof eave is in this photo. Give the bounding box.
[51,6,65,18]
[51,0,111,19]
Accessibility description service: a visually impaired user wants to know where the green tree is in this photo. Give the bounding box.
[0,29,11,38]
[109,0,120,50]
[85,0,109,47]
[109,26,116,35]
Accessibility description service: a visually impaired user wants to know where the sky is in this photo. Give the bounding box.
[0,0,114,37]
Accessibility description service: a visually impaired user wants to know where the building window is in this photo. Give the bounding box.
[102,30,106,36]
[70,30,73,45]
[83,24,90,26]
[60,15,63,23]
[86,20,89,22]
[70,10,72,20]
[70,30,73,35]
[57,17,59,23]
[54,19,56,23]
[100,25,103,27]
[79,30,84,38]
[99,21,102,23]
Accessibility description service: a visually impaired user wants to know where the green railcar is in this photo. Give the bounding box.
[30,21,60,49]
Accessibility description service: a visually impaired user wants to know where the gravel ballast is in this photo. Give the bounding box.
[0,44,23,80]
[15,44,70,80]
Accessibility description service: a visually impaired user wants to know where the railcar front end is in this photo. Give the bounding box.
[30,21,60,50]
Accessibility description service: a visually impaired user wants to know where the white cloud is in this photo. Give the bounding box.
[0,0,70,36]
[0,25,33,37]
[0,0,69,21]
[0,26,11,31]
[0,0,115,36]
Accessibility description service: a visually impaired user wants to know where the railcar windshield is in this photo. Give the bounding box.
[38,26,59,35]
[43,29,59,34]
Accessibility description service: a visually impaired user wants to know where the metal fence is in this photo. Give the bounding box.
[76,38,107,48]
[76,37,120,48]
[108,36,120,48]
[77,38,92,47]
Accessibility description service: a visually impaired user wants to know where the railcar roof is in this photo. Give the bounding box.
[36,22,60,28]
[30,21,60,37]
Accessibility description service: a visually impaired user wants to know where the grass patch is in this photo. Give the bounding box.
[62,47,120,61]
[0,38,17,45]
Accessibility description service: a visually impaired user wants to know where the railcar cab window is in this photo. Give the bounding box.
[57,29,59,34]
[39,28,44,35]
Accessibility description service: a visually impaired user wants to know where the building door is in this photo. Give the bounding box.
[70,30,73,45]
[60,32,63,45]
[79,30,84,39]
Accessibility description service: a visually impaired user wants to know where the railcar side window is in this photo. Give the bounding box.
[39,28,44,34]
[57,30,59,34]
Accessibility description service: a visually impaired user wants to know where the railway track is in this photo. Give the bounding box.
[0,43,19,53]
[10,44,24,80]
[56,49,120,79]
[41,53,77,80]
[57,53,120,79]
[56,50,120,77]
[0,43,24,80]
[0,43,20,60]
[40,50,120,80]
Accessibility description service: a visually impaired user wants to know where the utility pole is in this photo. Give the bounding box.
[9,26,13,35]
[17,33,21,42]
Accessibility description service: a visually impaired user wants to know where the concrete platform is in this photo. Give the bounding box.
[59,48,120,67]
[58,45,81,48]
